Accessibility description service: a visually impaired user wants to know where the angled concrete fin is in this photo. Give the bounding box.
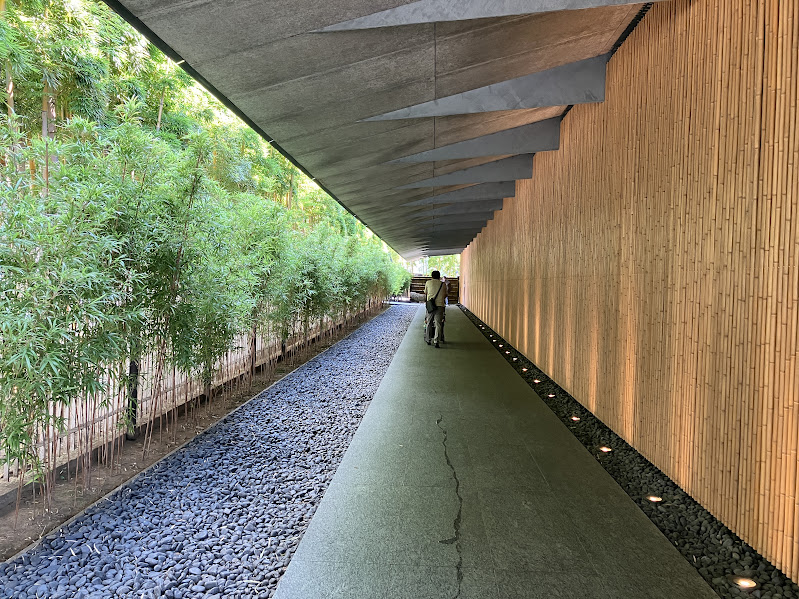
[423,232,478,242]
[415,235,480,244]
[425,236,477,245]
[403,182,516,206]
[394,218,490,233]
[390,118,560,163]
[398,156,531,188]
[423,222,487,232]
[425,248,466,256]
[377,214,491,234]
[424,199,503,215]
[365,55,607,121]
[421,237,477,248]
[317,0,661,31]
[433,213,494,224]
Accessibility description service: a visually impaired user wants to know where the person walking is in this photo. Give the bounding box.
[424,270,447,348]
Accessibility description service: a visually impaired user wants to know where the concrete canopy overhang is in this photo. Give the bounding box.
[105,0,657,257]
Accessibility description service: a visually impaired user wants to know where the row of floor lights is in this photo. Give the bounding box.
[484,319,744,584]
[481,319,636,501]
[533,366,761,593]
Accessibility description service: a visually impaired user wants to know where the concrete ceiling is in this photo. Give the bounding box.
[107,0,655,259]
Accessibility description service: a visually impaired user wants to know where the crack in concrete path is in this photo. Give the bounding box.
[437,415,463,599]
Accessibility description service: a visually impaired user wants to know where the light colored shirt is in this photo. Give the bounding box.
[424,279,448,307]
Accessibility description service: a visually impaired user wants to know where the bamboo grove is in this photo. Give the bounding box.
[0,0,411,499]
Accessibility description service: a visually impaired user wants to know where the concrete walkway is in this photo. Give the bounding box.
[274,306,718,599]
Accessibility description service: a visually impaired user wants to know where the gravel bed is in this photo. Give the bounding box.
[0,304,417,599]
[461,305,799,599]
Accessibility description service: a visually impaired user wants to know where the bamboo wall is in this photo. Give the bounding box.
[461,0,799,580]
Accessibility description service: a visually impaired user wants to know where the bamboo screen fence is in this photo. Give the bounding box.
[0,299,383,493]
[461,0,799,581]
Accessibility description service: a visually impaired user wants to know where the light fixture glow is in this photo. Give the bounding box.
[522,368,528,372]
[547,393,555,398]
[646,495,662,503]
[512,357,517,361]
[499,344,503,347]
[571,416,580,422]
[533,379,540,383]
[599,446,612,453]
[493,339,497,343]
[505,351,510,354]
[728,576,758,590]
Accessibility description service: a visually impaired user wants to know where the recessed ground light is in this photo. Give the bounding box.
[571,416,580,422]
[599,446,612,453]
[505,351,510,354]
[646,495,663,503]
[533,379,540,383]
[493,339,497,343]
[547,393,555,398]
[728,575,759,590]
[512,357,517,361]
[498,344,503,347]
[522,368,528,372]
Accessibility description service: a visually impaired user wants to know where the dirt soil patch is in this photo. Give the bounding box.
[0,313,382,562]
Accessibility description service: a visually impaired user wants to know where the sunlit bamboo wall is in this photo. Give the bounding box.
[461,0,799,580]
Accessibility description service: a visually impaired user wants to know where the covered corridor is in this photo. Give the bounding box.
[274,306,718,598]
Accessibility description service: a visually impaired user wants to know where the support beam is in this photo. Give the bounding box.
[429,213,494,224]
[407,230,485,242]
[379,218,490,235]
[424,232,478,242]
[389,118,560,163]
[422,239,477,250]
[378,220,492,235]
[424,199,504,216]
[318,0,663,31]
[371,212,494,231]
[424,248,466,256]
[366,199,502,225]
[422,228,485,239]
[419,242,475,252]
[426,233,479,241]
[401,230,478,242]
[398,156,531,188]
[402,182,516,206]
[418,225,486,235]
[365,55,608,121]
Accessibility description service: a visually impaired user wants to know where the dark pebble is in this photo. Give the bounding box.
[0,306,416,599]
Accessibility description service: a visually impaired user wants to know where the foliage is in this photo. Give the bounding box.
[411,254,461,277]
[0,0,411,485]
[0,123,136,472]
